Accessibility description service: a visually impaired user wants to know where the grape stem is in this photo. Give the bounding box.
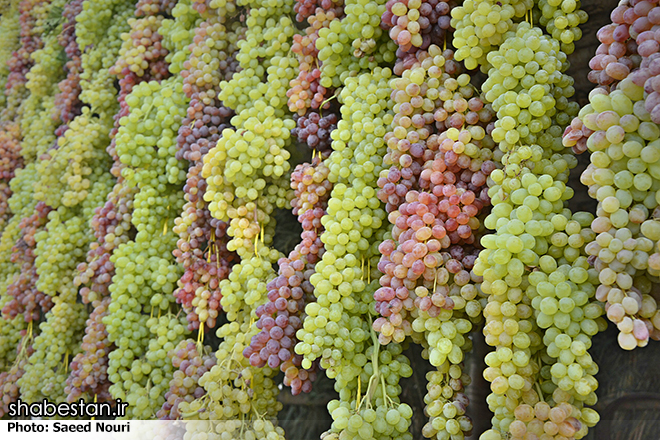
[57,349,70,375]
[358,320,382,411]
[320,93,338,117]
[196,325,204,355]
[381,374,394,407]
[180,394,209,418]
[12,322,33,368]
[254,234,260,259]
[535,380,544,401]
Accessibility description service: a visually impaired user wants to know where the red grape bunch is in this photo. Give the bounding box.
[245,156,331,394]
[288,5,344,116]
[2,202,52,323]
[374,46,496,343]
[157,339,216,419]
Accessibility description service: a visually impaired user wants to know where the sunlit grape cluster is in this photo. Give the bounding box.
[66,185,136,403]
[33,210,91,297]
[20,12,66,163]
[451,0,532,71]
[476,18,601,440]
[18,284,87,403]
[2,0,49,121]
[315,1,396,90]
[561,1,660,353]
[0,280,26,371]
[0,171,40,376]
[483,25,578,154]
[536,0,587,55]
[0,0,21,110]
[421,359,473,438]
[34,111,112,209]
[104,68,189,417]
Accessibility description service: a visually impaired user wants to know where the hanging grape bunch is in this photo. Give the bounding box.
[2,1,660,440]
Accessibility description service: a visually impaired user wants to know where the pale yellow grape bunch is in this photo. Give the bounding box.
[0,167,40,279]
[160,0,199,75]
[75,0,128,50]
[475,18,603,440]
[220,13,297,117]
[203,8,297,258]
[0,0,20,109]
[34,211,90,297]
[578,77,660,349]
[199,0,238,20]
[103,6,194,411]
[123,314,187,418]
[536,0,588,55]
[219,254,281,322]
[477,169,594,439]
[78,2,133,120]
[33,111,112,209]
[202,121,293,256]
[20,27,67,162]
[296,69,392,371]
[451,0,532,71]
[18,284,87,403]
[343,0,388,56]
[315,10,396,90]
[326,343,414,440]
[484,23,565,154]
